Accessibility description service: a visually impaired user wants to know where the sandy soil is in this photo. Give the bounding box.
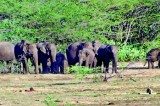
[0,62,159,106]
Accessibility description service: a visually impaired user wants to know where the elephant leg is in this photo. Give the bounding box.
[158,60,160,68]
[93,58,97,68]
[42,64,50,74]
[51,62,59,74]
[60,62,64,74]
[104,60,110,73]
[148,61,151,69]
[40,56,50,74]
[112,60,117,74]
[151,62,154,69]
[38,62,42,74]
[22,58,29,74]
[103,60,110,81]
[85,57,89,68]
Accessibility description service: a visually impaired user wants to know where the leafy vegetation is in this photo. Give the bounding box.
[67,66,101,79]
[0,0,159,61]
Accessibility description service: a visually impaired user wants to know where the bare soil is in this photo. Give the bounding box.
[0,62,160,106]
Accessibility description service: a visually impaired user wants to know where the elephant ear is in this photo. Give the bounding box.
[19,40,30,54]
[23,43,30,54]
[40,46,47,54]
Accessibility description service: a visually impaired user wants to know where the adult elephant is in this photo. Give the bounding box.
[66,42,83,66]
[0,42,15,73]
[37,41,57,74]
[0,42,15,61]
[93,41,118,79]
[78,48,97,68]
[144,48,160,69]
[14,40,39,74]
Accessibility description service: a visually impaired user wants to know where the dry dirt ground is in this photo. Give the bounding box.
[0,62,160,106]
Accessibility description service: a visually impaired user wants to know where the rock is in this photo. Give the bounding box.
[146,88,153,94]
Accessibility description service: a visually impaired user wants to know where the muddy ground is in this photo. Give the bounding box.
[0,62,160,106]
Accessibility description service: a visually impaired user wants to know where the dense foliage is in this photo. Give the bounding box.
[0,0,159,61]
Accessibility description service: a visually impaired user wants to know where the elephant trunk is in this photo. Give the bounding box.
[33,51,39,74]
[112,54,118,73]
[79,58,83,66]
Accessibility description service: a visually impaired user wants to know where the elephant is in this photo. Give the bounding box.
[0,42,15,73]
[52,52,67,74]
[144,48,160,69]
[92,41,118,79]
[78,48,97,68]
[14,40,39,74]
[37,41,57,74]
[0,42,15,61]
[66,42,83,66]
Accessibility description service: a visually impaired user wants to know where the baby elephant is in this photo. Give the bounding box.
[78,48,97,68]
[144,48,160,69]
[53,52,67,74]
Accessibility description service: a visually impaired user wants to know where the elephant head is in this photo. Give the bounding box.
[92,40,103,55]
[82,42,94,50]
[15,40,38,74]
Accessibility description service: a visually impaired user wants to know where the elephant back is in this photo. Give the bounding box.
[147,48,160,61]
[0,42,15,61]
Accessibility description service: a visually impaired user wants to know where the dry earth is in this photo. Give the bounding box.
[0,62,159,106]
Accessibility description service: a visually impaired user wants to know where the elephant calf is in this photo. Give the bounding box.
[78,48,97,68]
[144,48,160,69]
[52,52,67,74]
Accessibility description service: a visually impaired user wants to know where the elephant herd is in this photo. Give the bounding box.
[0,40,159,75]
[0,40,64,74]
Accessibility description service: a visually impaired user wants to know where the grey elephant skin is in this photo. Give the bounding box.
[78,48,97,68]
[52,52,67,74]
[66,42,83,66]
[14,40,39,74]
[0,42,15,62]
[66,41,95,66]
[0,41,15,73]
[144,48,160,69]
[37,42,57,74]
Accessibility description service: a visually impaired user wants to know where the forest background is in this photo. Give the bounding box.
[0,0,159,62]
